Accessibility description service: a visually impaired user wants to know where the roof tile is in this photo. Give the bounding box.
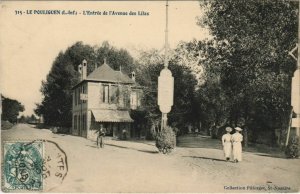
[87,63,134,84]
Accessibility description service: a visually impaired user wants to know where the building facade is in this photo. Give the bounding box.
[72,59,143,140]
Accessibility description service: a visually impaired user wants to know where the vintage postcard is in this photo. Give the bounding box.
[1,0,300,193]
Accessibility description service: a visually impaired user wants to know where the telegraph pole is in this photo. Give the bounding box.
[162,0,169,130]
[164,0,169,69]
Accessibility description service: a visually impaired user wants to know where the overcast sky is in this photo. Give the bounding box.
[0,1,210,116]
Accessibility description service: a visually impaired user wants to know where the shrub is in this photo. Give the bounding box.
[155,126,176,154]
[1,120,14,130]
[285,136,299,158]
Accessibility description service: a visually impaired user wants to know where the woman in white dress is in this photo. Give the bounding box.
[222,127,232,161]
[231,127,243,163]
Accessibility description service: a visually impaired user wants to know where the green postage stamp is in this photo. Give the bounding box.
[2,141,43,191]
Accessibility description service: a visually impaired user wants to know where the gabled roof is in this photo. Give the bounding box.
[86,63,134,84]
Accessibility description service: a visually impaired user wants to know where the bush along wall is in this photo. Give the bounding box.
[285,136,300,158]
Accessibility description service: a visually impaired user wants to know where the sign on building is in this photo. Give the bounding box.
[80,93,88,101]
[158,68,174,113]
[292,118,300,128]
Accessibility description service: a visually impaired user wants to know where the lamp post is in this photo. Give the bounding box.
[158,0,174,130]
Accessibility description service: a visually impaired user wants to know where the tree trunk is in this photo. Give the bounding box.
[244,127,248,148]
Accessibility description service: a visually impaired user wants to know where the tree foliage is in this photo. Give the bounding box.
[193,0,298,143]
[1,95,25,123]
[18,114,38,124]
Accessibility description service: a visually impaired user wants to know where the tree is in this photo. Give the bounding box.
[94,41,135,75]
[197,0,298,144]
[1,95,25,123]
[18,115,26,123]
[136,49,198,134]
[35,41,136,128]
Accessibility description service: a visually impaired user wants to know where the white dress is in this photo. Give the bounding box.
[222,134,232,158]
[231,132,243,161]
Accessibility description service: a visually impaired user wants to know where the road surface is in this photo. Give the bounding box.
[1,124,300,192]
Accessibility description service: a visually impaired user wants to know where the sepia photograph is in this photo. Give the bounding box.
[0,0,300,193]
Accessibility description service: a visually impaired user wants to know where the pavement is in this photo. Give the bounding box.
[1,124,300,193]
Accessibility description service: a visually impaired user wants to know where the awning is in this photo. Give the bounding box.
[92,110,134,123]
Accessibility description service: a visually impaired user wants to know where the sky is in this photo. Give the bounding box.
[0,1,210,116]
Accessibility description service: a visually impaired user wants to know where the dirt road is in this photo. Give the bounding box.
[2,124,300,192]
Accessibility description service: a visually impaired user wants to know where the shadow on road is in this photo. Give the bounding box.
[86,145,100,149]
[112,139,155,147]
[182,156,228,162]
[137,150,159,154]
[87,143,159,154]
[177,135,287,159]
[253,153,285,159]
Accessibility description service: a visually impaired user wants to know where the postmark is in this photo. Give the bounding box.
[3,141,43,191]
[40,140,68,191]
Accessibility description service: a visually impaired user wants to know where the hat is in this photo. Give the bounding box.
[235,127,242,132]
[225,127,232,132]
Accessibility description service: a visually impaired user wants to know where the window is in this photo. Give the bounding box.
[78,115,81,130]
[130,90,141,109]
[82,113,86,131]
[122,86,130,108]
[76,88,80,105]
[74,115,77,130]
[73,90,76,106]
[80,87,82,104]
[82,84,87,104]
[110,85,118,104]
[103,85,109,103]
[74,90,77,105]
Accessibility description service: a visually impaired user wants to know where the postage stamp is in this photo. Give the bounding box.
[2,141,44,191]
[2,140,68,192]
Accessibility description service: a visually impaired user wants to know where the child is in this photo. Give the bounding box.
[222,127,232,161]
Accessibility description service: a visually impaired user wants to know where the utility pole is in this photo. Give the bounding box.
[296,0,300,136]
[288,0,300,144]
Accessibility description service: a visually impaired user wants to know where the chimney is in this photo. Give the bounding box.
[78,64,83,80]
[131,71,135,81]
[82,59,87,80]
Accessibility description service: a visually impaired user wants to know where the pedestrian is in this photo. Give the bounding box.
[232,127,243,163]
[96,125,105,148]
[195,127,199,136]
[122,129,127,140]
[222,127,232,161]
